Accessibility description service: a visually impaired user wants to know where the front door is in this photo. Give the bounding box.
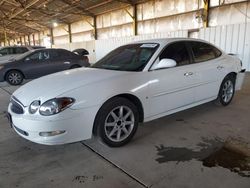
[23,50,51,79]
[148,41,197,118]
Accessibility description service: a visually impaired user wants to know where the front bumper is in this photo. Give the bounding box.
[235,69,246,90]
[8,104,98,145]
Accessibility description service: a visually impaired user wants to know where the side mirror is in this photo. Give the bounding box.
[152,58,177,70]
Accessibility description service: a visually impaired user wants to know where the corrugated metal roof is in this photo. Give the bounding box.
[0,0,148,41]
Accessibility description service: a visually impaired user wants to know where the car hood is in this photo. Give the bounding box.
[13,68,132,106]
[0,58,16,65]
[0,55,18,64]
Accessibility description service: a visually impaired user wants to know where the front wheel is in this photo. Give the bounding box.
[217,75,235,106]
[95,97,139,147]
[6,70,24,85]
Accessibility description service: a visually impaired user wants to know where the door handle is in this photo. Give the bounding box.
[217,65,224,70]
[64,61,70,64]
[184,72,193,76]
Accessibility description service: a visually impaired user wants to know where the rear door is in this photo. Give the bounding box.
[187,41,226,102]
[47,49,75,72]
[148,41,197,117]
[15,47,29,55]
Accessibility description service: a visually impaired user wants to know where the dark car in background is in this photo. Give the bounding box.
[0,48,90,85]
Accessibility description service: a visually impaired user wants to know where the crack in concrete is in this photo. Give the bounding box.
[81,142,149,188]
[0,87,12,95]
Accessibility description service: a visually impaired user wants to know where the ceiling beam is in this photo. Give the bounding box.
[85,0,113,10]
[27,7,90,17]
[60,0,95,17]
[114,0,135,5]
[4,19,40,32]
[9,0,40,19]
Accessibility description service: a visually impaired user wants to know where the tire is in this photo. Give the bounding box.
[70,65,81,69]
[95,97,139,147]
[5,70,24,85]
[217,75,236,106]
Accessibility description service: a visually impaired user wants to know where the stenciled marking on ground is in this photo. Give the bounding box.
[72,175,104,184]
[155,137,250,177]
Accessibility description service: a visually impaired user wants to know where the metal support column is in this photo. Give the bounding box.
[68,23,72,43]
[32,34,35,45]
[50,28,54,46]
[28,34,31,46]
[203,0,210,28]
[125,4,138,36]
[93,16,97,40]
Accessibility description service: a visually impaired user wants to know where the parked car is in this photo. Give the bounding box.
[7,38,245,147]
[72,48,89,63]
[0,48,90,85]
[0,46,45,63]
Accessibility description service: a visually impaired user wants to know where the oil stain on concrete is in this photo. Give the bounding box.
[155,138,250,177]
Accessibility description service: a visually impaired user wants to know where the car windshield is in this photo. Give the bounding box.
[92,43,159,71]
[14,50,35,60]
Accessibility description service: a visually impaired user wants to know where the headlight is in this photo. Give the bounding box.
[0,66,4,70]
[39,97,75,116]
[29,100,40,114]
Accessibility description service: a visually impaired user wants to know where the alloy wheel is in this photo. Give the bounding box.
[8,72,22,85]
[222,80,234,103]
[104,105,135,142]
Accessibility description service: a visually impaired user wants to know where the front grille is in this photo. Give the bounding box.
[10,97,24,114]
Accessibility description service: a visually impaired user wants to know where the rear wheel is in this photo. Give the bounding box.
[6,70,24,85]
[95,97,139,147]
[217,75,235,106]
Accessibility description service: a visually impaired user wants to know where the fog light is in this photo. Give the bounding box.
[39,130,65,137]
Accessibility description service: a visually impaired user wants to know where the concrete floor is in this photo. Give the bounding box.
[0,74,250,188]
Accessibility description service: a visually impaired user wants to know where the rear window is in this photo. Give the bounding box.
[58,49,77,58]
[190,42,221,63]
[15,47,28,54]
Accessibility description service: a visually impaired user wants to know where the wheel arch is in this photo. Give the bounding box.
[92,93,144,135]
[4,69,25,80]
[225,72,237,81]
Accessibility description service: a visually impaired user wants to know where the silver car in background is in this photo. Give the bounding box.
[0,46,45,63]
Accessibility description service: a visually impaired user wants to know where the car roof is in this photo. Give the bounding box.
[31,48,72,53]
[130,37,211,46]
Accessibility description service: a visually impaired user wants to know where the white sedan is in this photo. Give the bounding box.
[8,38,245,147]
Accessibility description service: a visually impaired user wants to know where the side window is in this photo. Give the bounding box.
[8,48,14,55]
[190,42,221,63]
[49,50,60,60]
[26,51,50,61]
[15,47,28,54]
[159,42,190,66]
[0,48,9,56]
[59,50,75,59]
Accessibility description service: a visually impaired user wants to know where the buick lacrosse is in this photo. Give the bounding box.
[8,38,245,147]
